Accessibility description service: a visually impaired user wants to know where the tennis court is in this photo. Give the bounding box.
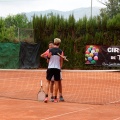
[0,69,120,120]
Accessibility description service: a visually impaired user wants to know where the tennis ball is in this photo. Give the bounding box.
[94,56,98,60]
[88,57,92,61]
[91,50,95,53]
[86,51,90,54]
[88,47,91,52]
[92,47,96,50]
[86,61,90,64]
[91,60,96,64]
[89,53,94,57]
[94,52,98,56]
[96,49,99,52]
[85,54,89,57]
[90,45,93,48]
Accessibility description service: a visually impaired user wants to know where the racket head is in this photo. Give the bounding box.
[37,90,45,101]
[37,80,45,101]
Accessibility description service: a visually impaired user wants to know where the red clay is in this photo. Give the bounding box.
[0,69,120,120]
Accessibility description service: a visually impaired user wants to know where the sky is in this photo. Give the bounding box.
[0,0,106,17]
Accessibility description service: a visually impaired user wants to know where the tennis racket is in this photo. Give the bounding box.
[57,53,69,61]
[37,80,45,101]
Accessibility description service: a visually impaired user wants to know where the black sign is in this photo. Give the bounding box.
[85,45,120,67]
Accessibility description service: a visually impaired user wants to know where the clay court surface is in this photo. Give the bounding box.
[0,69,120,120]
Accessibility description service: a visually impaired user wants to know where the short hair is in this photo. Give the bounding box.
[54,38,61,45]
[48,41,53,44]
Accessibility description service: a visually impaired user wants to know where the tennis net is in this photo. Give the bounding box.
[0,69,120,105]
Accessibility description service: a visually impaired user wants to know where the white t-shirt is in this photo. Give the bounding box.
[48,48,62,69]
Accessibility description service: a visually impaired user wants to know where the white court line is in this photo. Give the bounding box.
[41,107,94,120]
[113,117,120,120]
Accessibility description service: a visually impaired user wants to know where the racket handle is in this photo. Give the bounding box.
[40,80,42,87]
[57,53,69,61]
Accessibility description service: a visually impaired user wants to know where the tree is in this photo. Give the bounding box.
[0,18,16,42]
[97,0,108,6]
[4,13,29,28]
[98,0,120,18]
[0,14,32,42]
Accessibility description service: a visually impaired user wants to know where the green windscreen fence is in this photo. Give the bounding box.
[0,43,20,69]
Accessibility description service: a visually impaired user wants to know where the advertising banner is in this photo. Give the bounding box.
[85,45,120,67]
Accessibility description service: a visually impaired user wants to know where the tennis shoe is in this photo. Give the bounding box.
[50,96,54,102]
[44,97,48,103]
[59,96,64,102]
[54,99,58,103]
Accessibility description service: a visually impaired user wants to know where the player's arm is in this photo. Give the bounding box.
[40,52,46,58]
[40,49,49,59]
[47,51,52,59]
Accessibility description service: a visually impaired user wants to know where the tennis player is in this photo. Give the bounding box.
[40,41,64,102]
[44,38,64,103]
[40,41,54,62]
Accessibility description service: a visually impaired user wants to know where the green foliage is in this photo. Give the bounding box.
[0,14,31,43]
[99,0,120,18]
[107,0,120,18]
[0,25,16,42]
[5,13,29,28]
[0,12,120,69]
[32,13,120,69]
[107,13,120,30]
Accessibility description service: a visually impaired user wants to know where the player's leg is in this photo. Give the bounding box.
[54,81,59,102]
[60,70,62,80]
[50,79,54,102]
[44,80,50,102]
[44,69,52,103]
[58,71,64,101]
[54,69,61,103]
[58,80,64,101]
